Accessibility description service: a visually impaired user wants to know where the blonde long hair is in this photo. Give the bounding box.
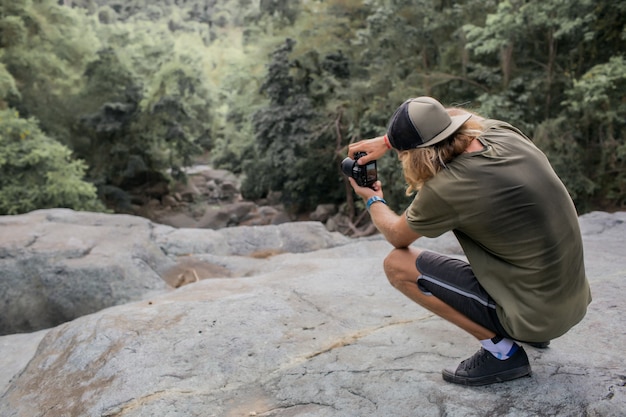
[399,109,484,195]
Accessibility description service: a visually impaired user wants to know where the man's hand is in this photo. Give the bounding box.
[348,178,383,203]
[348,136,389,165]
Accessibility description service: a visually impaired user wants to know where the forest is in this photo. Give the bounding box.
[0,0,624,222]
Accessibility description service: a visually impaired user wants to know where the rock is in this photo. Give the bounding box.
[0,209,350,335]
[161,194,178,208]
[154,220,351,257]
[149,166,298,229]
[269,209,293,225]
[0,210,624,416]
[186,167,241,203]
[0,330,48,394]
[0,209,172,335]
[240,205,281,226]
[151,210,198,229]
[171,180,201,203]
[309,204,338,223]
[160,257,232,288]
[196,201,257,229]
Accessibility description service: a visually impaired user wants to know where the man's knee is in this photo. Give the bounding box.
[384,248,421,288]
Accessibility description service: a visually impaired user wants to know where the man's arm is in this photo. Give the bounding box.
[368,201,421,248]
[346,176,422,248]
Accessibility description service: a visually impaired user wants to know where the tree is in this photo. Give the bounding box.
[74,46,214,210]
[0,109,103,214]
[463,0,626,209]
[1,0,624,218]
[0,0,99,141]
[462,0,598,130]
[559,56,626,210]
[0,62,19,107]
[239,39,344,211]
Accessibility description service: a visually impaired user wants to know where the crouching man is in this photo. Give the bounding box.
[347,96,591,386]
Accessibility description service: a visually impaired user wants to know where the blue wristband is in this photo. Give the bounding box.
[366,196,387,211]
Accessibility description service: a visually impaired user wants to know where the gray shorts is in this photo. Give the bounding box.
[416,251,512,339]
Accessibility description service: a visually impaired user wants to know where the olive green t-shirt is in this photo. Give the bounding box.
[406,120,591,342]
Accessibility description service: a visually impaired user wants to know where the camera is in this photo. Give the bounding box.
[341,152,377,188]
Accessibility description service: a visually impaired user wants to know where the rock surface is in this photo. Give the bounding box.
[0,209,349,335]
[0,210,625,417]
[135,166,297,230]
[0,210,171,335]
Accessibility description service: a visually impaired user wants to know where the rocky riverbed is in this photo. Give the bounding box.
[0,209,624,416]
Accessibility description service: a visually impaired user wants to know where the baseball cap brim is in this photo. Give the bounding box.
[417,113,472,148]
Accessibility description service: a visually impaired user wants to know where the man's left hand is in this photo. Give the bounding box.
[348,178,383,203]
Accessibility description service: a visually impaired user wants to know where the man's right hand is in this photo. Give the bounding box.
[348,135,390,164]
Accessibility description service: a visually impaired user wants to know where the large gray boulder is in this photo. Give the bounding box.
[0,210,624,416]
[0,209,350,335]
[0,210,171,335]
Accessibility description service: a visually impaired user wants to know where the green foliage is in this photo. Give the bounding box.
[142,59,213,153]
[0,0,99,141]
[0,0,624,218]
[0,109,104,214]
[67,14,214,207]
[239,39,344,210]
[461,0,625,210]
[0,62,19,103]
[564,56,626,124]
[533,117,596,206]
[215,0,626,214]
[560,56,626,209]
[0,15,27,48]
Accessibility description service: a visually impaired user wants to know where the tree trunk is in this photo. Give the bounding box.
[501,43,514,88]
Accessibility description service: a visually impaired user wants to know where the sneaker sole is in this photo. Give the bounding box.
[525,341,550,349]
[442,365,532,386]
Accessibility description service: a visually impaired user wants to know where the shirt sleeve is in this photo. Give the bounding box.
[483,119,534,145]
[405,185,458,238]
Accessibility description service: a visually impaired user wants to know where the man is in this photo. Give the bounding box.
[347,96,591,386]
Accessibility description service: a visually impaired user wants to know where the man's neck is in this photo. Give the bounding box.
[464,138,485,153]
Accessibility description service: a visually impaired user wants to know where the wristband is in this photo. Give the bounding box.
[366,196,387,211]
[383,134,392,149]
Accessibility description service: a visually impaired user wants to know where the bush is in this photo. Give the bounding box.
[0,109,104,215]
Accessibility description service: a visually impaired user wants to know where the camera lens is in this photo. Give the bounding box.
[341,157,356,177]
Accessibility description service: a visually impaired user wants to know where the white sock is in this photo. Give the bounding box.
[480,336,519,360]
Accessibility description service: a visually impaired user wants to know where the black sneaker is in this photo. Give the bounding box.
[442,346,532,386]
[523,341,550,349]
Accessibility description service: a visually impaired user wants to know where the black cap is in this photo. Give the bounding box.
[386,97,472,150]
